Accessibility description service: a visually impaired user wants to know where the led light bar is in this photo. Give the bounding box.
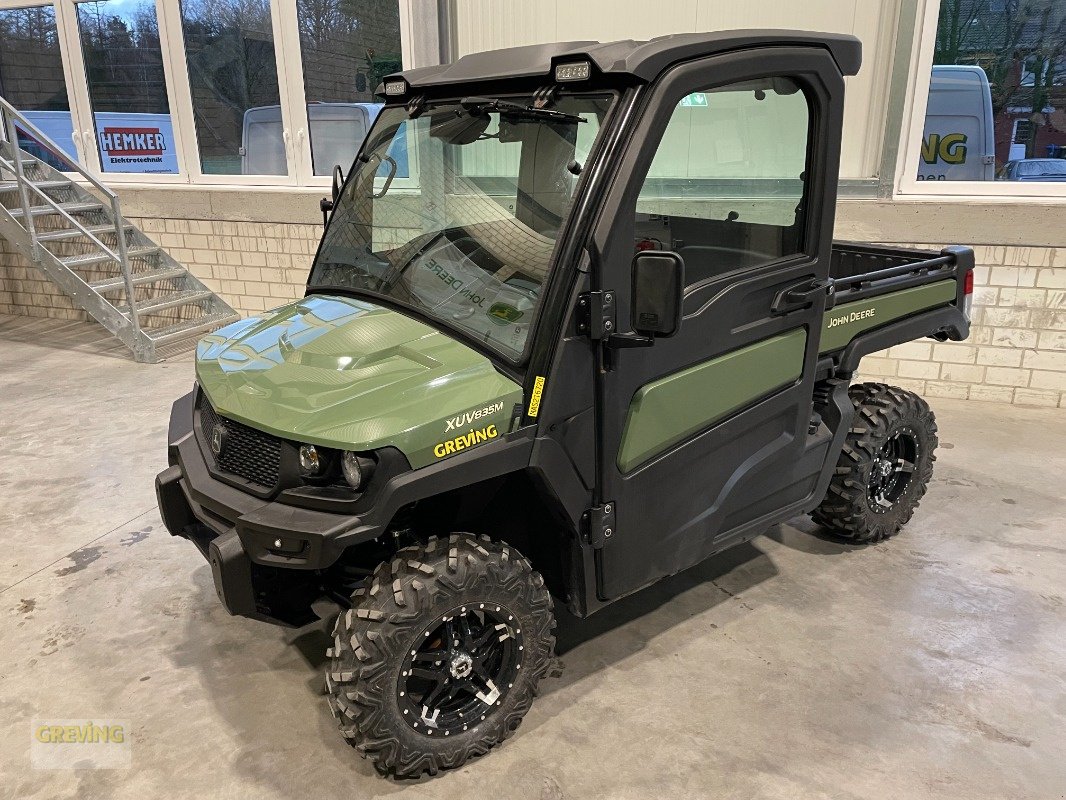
[554,61,591,82]
[383,79,407,96]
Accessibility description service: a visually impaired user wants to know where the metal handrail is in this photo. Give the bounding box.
[0,95,118,201]
[0,96,142,336]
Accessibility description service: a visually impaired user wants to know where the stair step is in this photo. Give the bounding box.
[7,201,103,218]
[60,246,159,268]
[119,289,215,317]
[36,223,133,242]
[0,179,71,193]
[145,312,239,346]
[0,155,42,173]
[90,267,187,293]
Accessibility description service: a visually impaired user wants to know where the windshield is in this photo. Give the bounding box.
[309,93,613,361]
[1019,159,1066,177]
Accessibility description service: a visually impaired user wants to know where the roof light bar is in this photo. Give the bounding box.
[554,61,591,82]
[383,79,407,96]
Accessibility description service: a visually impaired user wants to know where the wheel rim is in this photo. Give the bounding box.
[396,604,523,736]
[868,427,919,513]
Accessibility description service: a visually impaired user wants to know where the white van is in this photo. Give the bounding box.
[241,102,382,176]
[918,65,996,181]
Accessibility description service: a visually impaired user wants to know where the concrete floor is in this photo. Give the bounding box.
[2,313,1065,800]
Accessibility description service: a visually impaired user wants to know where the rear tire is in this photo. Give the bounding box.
[812,382,937,544]
[325,533,555,778]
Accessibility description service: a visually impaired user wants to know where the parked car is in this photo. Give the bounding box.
[919,65,996,181]
[241,102,384,176]
[999,158,1066,182]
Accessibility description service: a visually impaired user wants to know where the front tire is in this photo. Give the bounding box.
[325,533,555,778]
[812,382,937,543]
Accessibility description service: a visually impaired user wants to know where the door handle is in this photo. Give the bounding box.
[771,278,835,314]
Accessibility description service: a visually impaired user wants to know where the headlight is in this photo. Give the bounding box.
[342,451,374,489]
[299,444,322,475]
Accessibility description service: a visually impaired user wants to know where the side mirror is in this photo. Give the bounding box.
[331,164,345,203]
[632,250,684,337]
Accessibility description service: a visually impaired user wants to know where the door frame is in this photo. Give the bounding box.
[586,46,847,600]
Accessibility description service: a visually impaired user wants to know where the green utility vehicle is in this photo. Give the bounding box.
[157,31,974,777]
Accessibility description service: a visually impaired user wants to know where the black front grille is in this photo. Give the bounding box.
[198,395,282,489]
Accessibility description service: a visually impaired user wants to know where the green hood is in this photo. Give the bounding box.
[195,295,522,468]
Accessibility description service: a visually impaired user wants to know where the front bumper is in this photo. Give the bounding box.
[157,388,540,626]
[156,390,383,626]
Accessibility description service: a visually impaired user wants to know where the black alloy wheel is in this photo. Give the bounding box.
[867,428,919,513]
[397,604,523,736]
[325,533,555,777]
[812,382,938,543]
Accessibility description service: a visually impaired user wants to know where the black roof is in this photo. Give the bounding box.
[386,30,862,93]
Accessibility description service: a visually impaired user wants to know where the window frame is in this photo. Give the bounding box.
[56,0,193,184]
[0,0,87,170]
[894,0,1066,201]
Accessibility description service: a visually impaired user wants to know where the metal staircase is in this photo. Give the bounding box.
[0,97,238,362]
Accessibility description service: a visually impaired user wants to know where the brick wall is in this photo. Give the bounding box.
[857,244,1066,409]
[131,217,322,315]
[0,217,322,320]
[0,236,84,319]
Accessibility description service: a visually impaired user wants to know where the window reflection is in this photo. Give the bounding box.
[180,0,285,175]
[0,6,77,168]
[296,0,401,175]
[78,0,177,174]
[923,0,1066,182]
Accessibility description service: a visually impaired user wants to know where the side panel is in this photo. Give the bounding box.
[819,280,957,353]
[617,329,807,472]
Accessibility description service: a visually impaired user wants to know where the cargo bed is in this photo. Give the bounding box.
[819,242,974,368]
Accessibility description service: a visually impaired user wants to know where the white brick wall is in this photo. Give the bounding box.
[130,218,323,316]
[0,217,323,322]
[857,245,1066,409]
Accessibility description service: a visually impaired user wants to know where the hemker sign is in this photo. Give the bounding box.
[100,127,168,166]
[94,112,180,174]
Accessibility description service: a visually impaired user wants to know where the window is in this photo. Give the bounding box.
[916,0,1066,184]
[635,78,811,287]
[77,0,178,174]
[310,94,613,361]
[179,0,285,176]
[295,0,401,175]
[0,5,77,168]
[0,0,409,185]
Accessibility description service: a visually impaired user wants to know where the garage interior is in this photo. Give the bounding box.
[1,316,1063,798]
[2,0,1065,797]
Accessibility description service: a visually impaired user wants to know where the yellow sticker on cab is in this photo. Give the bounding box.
[527,376,546,418]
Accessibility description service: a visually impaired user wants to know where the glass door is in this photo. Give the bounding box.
[0,2,81,168]
[70,0,182,176]
[274,0,402,184]
[159,0,298,184]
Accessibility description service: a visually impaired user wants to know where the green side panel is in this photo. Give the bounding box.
[195,295,522,469]
[617,329,807,474]
[819,280,957,354]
